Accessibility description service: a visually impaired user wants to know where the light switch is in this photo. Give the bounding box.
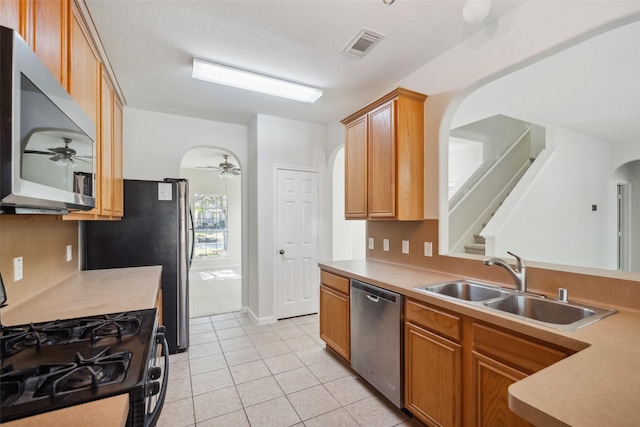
[368,238,374,250]
[383,239,390,252]
[402,240,409,254]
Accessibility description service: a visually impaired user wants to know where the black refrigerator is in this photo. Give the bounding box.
[84,178,191,354]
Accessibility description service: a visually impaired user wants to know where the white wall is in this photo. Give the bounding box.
[123,108,247,180]
[123,108,250,307]
[248,114,327,322]
[488,128,614,269]
[392,1,640,254]
[332,147,366,261]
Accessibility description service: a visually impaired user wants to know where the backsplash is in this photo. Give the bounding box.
[0,216,78,308]
[366,219,640,311]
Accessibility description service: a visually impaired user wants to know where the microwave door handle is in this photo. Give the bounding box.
[145,335,169,427]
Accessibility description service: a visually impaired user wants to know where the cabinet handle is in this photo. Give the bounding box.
[279,249,285,255]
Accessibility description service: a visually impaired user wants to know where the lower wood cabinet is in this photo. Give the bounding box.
[404,298,574,427]
[472,352,532,427]
[405,299,462,427]
[470,322,571,427]
[405,322,462,426]
[319,270,350,362]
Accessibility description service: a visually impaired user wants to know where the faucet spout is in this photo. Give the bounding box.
[483,251,527,292]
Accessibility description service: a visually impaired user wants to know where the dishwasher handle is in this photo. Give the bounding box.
[351,279,401,304]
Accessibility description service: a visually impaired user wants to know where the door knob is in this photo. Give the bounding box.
[279,249,285,255]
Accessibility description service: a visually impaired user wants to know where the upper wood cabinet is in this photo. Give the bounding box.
[63,3,123,220]
[0,0,69,87]
[341,88,427,221]
[113,99,124,217]
[0,1,21,35]
[1,0,124,220]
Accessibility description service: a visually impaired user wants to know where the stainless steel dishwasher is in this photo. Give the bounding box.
[350,279,404,408]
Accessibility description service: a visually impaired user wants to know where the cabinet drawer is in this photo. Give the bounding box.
[406,299,462,342]
[320,270,350,295]
[473,323,570,374]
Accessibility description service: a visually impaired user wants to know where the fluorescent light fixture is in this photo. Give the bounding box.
[192,58,323,103]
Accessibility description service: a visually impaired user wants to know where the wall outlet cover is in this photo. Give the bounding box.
[402,240,409,254]
[368,238,374,250]
[66,245,73,262]
[424,242,433,257]
[383,239,390,252]
[14,257,24,281]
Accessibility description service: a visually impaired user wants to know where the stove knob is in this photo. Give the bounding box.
[155,332,165,344]
[147,380,160,396]
[149,366,162,380]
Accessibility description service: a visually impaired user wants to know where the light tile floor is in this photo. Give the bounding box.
[157,311,419,427]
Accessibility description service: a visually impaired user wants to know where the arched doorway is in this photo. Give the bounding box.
[181,148,243,317]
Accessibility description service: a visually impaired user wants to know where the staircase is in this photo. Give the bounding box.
[464,233,486,255]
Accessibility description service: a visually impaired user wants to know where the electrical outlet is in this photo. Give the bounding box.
[66,245,73,262]
[14,257,23,281]
[424,242,433,257]
[383,239,390,252]
[368,238,374,250]
[402,240,409,254]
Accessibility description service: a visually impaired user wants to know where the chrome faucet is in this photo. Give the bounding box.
[483,251,527,292]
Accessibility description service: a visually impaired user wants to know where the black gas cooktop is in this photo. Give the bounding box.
[0,309,157,422]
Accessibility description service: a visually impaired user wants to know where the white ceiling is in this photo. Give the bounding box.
[85,0,523,127]
[451,19,640,144]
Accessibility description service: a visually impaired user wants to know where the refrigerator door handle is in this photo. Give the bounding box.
[189,208,195,268]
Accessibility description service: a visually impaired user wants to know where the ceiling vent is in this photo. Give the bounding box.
[343,29,385,57]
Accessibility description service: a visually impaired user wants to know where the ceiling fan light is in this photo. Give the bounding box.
[192,58,323,103]
[219,169,235,179]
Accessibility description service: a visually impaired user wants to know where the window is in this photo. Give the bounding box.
[193,194,227,258]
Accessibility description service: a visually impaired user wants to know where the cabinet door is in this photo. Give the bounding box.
[405,322,462,427]
[100,73,114,216]
[33,0,68,86]
[319,285,350,362]
[367,100,395,218]
[113,99,123,216]
[69,9,100,215]
[0,1,22,36]
[472,352,534,427]
[344,115,368,219]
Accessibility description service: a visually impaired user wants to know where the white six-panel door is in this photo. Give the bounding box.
[276,168,319,319]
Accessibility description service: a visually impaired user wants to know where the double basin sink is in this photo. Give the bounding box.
[415,281,616,331]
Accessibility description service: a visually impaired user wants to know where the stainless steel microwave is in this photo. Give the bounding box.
[0,26,96,214]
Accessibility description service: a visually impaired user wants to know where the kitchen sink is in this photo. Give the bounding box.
[483,295,616,330]
[415,280,617,331]
[416,280,509,301]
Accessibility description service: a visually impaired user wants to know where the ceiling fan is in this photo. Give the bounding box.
[197,154,241,178]
[24,136,92,167]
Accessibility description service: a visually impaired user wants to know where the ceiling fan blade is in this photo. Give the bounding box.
[49,155,62,162]
[231,169,241,175]
[24,149,55,155]
[73,157,92,164]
